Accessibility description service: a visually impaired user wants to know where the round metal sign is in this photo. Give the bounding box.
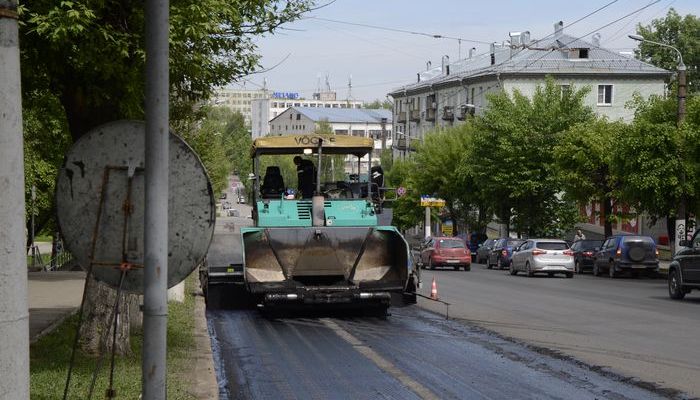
[56,120,215,293]
[396,186,407,197]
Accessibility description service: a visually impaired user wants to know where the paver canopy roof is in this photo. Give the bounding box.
[251,134,374,156]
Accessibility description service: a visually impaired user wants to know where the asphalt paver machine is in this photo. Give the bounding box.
[204,134,418,312]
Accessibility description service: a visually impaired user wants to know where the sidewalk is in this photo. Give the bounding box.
[28,271,85,343]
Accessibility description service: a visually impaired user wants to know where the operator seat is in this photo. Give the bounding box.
[261,166,285,198]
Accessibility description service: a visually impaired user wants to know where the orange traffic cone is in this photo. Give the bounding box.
[430,277,439,300]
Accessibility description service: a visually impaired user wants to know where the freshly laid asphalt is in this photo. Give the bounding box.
[419,263,700,398]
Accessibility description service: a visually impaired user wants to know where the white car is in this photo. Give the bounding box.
[510,239,574,278]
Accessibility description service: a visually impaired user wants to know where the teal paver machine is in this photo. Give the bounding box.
[233,135,418,311]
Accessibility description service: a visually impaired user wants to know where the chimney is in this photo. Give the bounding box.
[554,21,564,39]
[417,73,421,83]
[427,61,432,70]
[592,33,601,47]
[521,31,530,45]
[509,32,521,58]
[468,47,476,59]
[442,55,450,75]
[490,43,496,65]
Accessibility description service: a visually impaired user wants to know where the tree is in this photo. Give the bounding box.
[469,78,594,237]
[365,99,393,109]
[19,0,317,140]
[635,9,700,93]
[386,159,423,232]
[616,93,700,240]
[18,0,317,355]
[555,118,625,237]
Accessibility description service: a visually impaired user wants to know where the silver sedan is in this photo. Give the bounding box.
[510,239,574,278]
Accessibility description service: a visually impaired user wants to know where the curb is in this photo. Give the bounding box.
[189,291,219,400]
[30,308,78,345]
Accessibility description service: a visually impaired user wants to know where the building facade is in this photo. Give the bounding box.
[268,107,391,150]
[252,91,364,138]
[212,87,269,127]
[388,21,670,159]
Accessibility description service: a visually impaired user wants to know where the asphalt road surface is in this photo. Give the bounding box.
[208,182,695,399]
[419,263,700,398]
[208,306,681,400]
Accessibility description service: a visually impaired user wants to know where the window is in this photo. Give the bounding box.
[560,84,571,97]
[352,130,365,137]
[597,85,613,105]
[334,129,348,135]
[470,88,475,104]
[296,114,301,120]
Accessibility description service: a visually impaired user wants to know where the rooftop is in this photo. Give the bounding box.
[275,107,392,124]
[389,23,670,96]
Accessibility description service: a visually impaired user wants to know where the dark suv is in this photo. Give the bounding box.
[592,235,659,278]
[488,238,525,270]
[668,230,700,299]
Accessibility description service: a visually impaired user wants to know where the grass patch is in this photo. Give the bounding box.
[30,274,198,399]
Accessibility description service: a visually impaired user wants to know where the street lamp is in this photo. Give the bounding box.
[629,34,687,252]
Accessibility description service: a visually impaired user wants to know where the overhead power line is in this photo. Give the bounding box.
[306,16,493,45]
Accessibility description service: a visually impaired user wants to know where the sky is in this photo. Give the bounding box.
[236,0,700,102]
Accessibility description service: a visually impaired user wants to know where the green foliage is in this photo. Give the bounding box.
[365,99,393,109]
[178,107,250,194]
[19,0,315,138]
[23,92,73,236]
[554,118,624,224]
[387,159,423,231]
[468,78,593,236]
[635,9,700,92]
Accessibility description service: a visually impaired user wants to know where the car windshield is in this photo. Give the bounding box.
[578,240,603,250]
[536,242,569,250]
[439,239,465,248]
[507,239,524,247]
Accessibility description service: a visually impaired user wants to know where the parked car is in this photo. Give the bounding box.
[420,236,471,271]
[667,231,700,299]
[510,239,574,278]
[570,239,604,274]
[592,235,659,278]
[487,238,525,270]
[476,239,496,264]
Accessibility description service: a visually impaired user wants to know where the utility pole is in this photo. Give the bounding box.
[0,0,29,397]
[629,34,688,253]
[143,0,169,397]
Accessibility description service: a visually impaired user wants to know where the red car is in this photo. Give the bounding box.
[420,237,471,271]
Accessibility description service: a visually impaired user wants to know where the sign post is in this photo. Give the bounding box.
[420,196,445,239]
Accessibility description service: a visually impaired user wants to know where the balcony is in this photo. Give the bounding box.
[397,111,407,123]
[442,106,454,121]
[409,109,421,122]
[395,137,417,151]
[425,107,437,122]
[456,104,475,121]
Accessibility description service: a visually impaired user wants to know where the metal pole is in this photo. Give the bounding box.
[142,0,169,397]
[425,207,431,239]
[316,139,322,195]
[30,184,35,268]
[675,64,687,252]
[0,0,29,397]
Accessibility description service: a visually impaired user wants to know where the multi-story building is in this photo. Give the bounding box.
[388,21,671,159]
[212,87,269,127]
[252,91,364,138]
[269,107,391,147]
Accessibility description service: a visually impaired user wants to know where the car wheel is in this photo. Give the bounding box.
[464,265,471,271]
[608,261,617,279]
[593,263,601,277]
[487,257,493,269]
[429,258,435,270]
[566,272,574,279]
[575,261,582,274]
[526,262,534,277]
[453,265,459,271]
[509,261,517,276]
[547,272,554,278]
[668,269,686,300]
